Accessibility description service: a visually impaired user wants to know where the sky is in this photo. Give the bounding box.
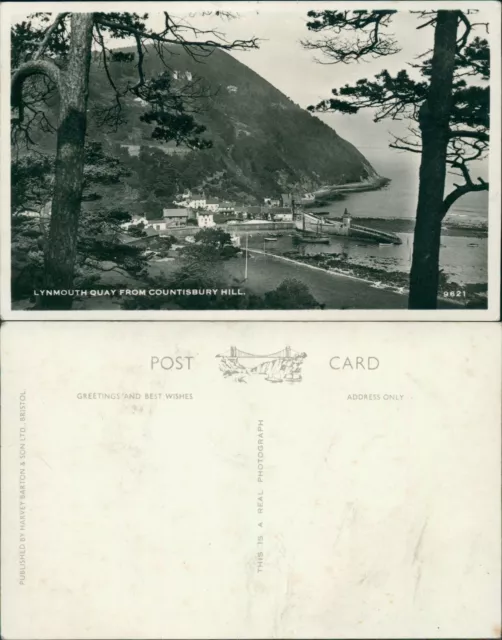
[144,1,494,182]
[142,2,493,193]
[10,2,493,175]
[145,4,434,153]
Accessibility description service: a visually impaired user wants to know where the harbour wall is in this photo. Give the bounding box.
[221,222,295,232]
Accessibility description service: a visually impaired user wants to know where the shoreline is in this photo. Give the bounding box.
[246,249,486,308]
[247,248,420,300]
[314,175,391,198]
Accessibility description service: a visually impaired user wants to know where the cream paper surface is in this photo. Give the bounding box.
[1,322,501,639]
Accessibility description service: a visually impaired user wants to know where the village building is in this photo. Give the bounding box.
[300,193,315,204]
[270,207,293,222]
[120,144,140,157]
[205,197,220,212]
[120,215,148,230]
[218,201,235,214]
[173,70,192,82]
[197,213,216,228]
[19,207,47,219]
[245,205,263,219]
[161,208,189,227]
[281,193,293,208]
[186,194,206,209]
[148,220,167,231]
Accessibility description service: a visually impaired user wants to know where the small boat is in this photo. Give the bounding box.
[264,237,278,242]
[303,199,329,207]
[297,235,330,244]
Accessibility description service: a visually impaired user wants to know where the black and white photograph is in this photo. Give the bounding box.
[2,1,500,318]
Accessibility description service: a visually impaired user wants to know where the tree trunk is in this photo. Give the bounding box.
[42,14,94,310]
[408,11,458,310]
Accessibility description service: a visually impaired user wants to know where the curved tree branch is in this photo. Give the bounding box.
[11,59,62,121]
[442,176,488,219]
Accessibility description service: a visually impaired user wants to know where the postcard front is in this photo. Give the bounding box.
[1,1,500,320]
[1,321,501,638]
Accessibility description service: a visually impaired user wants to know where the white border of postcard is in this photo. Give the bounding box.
[1,0,500,321]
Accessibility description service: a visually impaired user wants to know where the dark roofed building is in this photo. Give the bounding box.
[246,205,263,217]
[162,208,189,227]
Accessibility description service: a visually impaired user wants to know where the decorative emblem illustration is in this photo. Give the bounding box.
[216,346,307,383]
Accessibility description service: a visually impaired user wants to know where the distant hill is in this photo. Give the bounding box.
[28,44,379,204]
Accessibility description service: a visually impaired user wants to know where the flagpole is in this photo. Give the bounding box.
[244,234,248,280]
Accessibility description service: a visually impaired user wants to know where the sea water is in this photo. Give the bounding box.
[247,233,487,285]
[303,149,489,284]
[314,148,489,224]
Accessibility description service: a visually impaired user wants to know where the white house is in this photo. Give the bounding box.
[149,220,169,231]
[120,215,148,230]
[120,144,140,157]
[19,208,45,219]
[205,197,220,212]
[271,207,293,222]
[173,70,192,82]
[197,213,215,228]
[187,194,206,209]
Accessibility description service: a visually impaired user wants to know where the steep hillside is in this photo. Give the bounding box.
[23,44,377,203]
[85,44,377,201]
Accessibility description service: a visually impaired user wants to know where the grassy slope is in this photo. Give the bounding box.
[23,44,377,202]
[88,45,376,197]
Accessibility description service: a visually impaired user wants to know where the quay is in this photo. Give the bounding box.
[295,210,402,245]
